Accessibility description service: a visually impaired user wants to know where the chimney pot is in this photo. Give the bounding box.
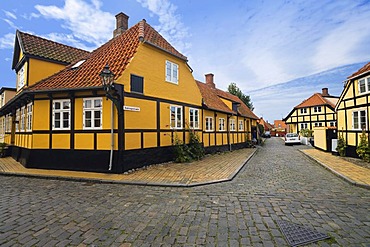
[205,73,215,88]
[322,88,329,96]
[113,12,129,37]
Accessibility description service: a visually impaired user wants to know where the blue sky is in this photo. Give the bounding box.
[1,0,370,120]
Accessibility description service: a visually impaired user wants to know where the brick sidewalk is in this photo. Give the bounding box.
[0,148,256,186]
[301,149,370,189]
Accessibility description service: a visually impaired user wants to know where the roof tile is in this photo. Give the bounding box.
[348,61,370,79]
[295,93,338,108]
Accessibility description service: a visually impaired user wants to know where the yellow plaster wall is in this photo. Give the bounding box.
[28,58,65,87]
[33,134,49,149]
[74,134,94,150]
[97,133,117,150]
[313,127,327,150]
[125,97,156,129]
[33,100,49,130]
[52,134,70,149]
[144,133,157,148]
[125,133,141,150]
[117,43,202,106]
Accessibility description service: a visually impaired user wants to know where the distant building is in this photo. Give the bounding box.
[283,88,339,134]
[271,120,287,137]
[0,87,16,142]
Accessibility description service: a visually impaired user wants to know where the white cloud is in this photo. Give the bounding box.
[42,32,95,51]
[0,33,15,49]
[3,10,17,20]
[2,18,18,29]
[34,0,115,48]
[136,0,191,54]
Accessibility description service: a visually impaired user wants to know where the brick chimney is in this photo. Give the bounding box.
[113,12,129,37]
[205,73,215,88]
[322,88,329,96]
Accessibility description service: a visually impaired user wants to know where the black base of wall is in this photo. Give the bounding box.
[205,142,248,154]
[10,142,249,174]
[345,145,359,158]
[11,146,177,173]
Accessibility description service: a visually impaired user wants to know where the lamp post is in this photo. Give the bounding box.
[99,64,124,173]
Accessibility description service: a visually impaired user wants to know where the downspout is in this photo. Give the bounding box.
[109,101,114,171]
[227,115,231,151]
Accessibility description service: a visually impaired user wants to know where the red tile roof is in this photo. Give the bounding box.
[27,20,186,92]
[348,61,370,79]
[295,93,338,108]
[196,81,259,119]
[13,31,89,68]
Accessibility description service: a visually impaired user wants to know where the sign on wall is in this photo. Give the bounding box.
[123,106,140,112]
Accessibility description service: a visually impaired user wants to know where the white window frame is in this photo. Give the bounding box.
[239,120,244,131]
[5,114,11,132]
[329,121,336,127]
[219,118,226,131]
[205,117,213,131]
[165,60,179,84]
[313,106,322,113]
[189,108,199,129]
[352,109,367,130]
[83,98,102,130]
[358,76,370,94]
[20,106,25,132]
[15,109,20,132]
[300,108,307,114]
[53,99,71,130]
[170,105,182,129]
[314,122,323,127]
[26,103,33,132]
[18,65,25,90]
[230,119,236,131]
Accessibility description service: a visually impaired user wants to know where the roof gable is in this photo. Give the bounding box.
[27,20,187,92]
[12,30,89,70]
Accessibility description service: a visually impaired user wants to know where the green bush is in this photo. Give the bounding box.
[300,128,313,137]
[356,130,370,162]
[0,143,7,158]
[173,129,205,163]
[336,132,347,157]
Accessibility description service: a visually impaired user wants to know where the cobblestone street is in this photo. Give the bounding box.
[0,138,369,246]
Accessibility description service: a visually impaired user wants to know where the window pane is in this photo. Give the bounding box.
[85,111,91,119]
[55,112,60,120]
[94,99,102,108]
[367,78,370,92]
[130,75,144,93]
[94,119,100,127]
[63,101,70,109]
[85,119,91,127]
[94,110,100,119]
[55,120,60,128]
[359,79,366,93]
[85,100,91,108]
[55,102,61,110]
[354,112,359,129]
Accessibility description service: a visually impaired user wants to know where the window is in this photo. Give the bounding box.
[20,106,25,131]
[83,98,102,129]
[205,117,213,131]
[330,121,336,127]
[314,122,323,127]
[353,110,367,130]
[358,76,370,94]
[239,120,244,131]
[165,60,178,84]
[313,106,322,113]
[15,109,20,132]
[26,103,32,131]
[300,108,307,114]
[18,66,25,90]
[300,123,308,129]
[5,114,11,132]
[0,93,4,107]
[170,105,182,129]
[53,99,71,130]
[130,74,144,94]
[189,108,199,129]
[219,118,225,131]
[230,119,236,131]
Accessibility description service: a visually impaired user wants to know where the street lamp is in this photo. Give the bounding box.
[99,64,124,173]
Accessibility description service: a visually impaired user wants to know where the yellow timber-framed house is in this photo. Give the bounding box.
[0,12,259,173]
[284,88,339,134]
[336,61,370,157]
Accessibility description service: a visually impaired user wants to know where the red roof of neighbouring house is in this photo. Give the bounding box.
[196,80,259,119]
[26,19,187,92]
[295,93,338,109]
[12,30,90,69]
[348,61,370,79]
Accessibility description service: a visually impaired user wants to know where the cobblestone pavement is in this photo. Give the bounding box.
[0,138,369,247]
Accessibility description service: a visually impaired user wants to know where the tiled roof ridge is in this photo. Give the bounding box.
[295,92,332,108]
[348,61,370,79]
[17,30,89,57]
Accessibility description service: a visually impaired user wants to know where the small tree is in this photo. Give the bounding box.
[227,82,254,111]
[356,129,370,162]
[336,131,347,157]
[300,129,313,137]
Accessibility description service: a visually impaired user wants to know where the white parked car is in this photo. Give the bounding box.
[284,133,301,145]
